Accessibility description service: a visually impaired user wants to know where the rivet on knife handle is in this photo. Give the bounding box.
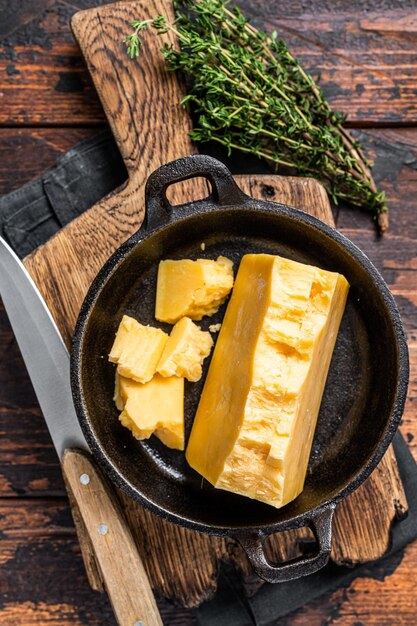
[62,448,163,626]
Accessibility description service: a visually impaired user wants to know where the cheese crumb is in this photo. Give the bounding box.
[209,323,222,333]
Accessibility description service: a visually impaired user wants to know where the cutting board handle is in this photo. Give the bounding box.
[145,154,248,229]
[70,1,207,223]
[71,3,161,178]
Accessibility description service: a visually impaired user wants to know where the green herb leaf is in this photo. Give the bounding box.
[124,0,388,229]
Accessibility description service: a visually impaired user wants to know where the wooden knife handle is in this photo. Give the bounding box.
[62,448,163,626]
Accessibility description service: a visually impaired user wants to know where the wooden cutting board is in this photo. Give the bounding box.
[23,0,408,608]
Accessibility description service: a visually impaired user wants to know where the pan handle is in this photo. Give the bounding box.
[237,505,335,583]
[144,155,248,230]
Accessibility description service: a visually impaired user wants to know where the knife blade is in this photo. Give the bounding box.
[0,237,87,457]
[0,235,163,626]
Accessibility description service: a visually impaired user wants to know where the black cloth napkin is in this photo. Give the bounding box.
[0,130,127,258]
[1,130,416,625]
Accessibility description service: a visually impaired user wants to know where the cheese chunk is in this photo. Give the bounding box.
[109,315,168,383]
[115,373,184,450]
[157,317,214,382]
[186,254,349,509]
[155,256,234,323]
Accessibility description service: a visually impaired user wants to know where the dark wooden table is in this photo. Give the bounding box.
[1,1,416,624]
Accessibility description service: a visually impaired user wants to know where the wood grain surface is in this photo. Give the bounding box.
[1,1,417,125]
[1,0,417,624]
[20,1,408,609]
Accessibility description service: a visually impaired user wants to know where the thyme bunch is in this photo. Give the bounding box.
[125,0,388,230]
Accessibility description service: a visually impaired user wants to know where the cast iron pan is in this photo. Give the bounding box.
[71,155,409,583]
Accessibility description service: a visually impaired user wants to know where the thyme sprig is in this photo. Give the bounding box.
[124,0,388,230]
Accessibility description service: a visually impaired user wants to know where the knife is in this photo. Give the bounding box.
[0,237,163,626]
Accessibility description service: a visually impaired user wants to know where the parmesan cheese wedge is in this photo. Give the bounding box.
[186,254,349,508]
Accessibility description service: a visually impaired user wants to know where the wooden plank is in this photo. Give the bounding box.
[0,499,193,626]
[0,1,417,124]
[0,128,96,194]
[0,498,416,625]
[278,545,417,625]
[0,499,118,626]
[245,6,417,125]
[338,128,417,239]
[0,0,105,126]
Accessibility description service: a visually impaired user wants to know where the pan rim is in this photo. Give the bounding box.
[70,199,409,536]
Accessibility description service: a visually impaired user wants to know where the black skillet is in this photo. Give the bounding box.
[71,155,409,583]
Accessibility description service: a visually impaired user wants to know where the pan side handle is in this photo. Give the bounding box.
[144,154,249,230]
[237,505,335,584]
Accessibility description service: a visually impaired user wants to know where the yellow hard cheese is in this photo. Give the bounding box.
[155,256,234,323]
[109,315,168,383]
[157,317,213,382]
[115,373,184,450]
[186,254,349,509]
